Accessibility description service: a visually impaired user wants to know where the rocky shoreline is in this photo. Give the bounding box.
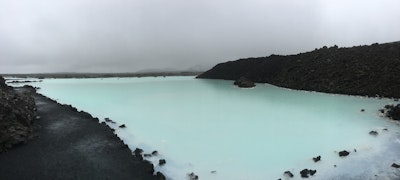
[384,104,400,120]
[0,77,36,153]
[197,41,400,98]
[3,75,400,179]
[197,41,400,179]
[0,76,165,179]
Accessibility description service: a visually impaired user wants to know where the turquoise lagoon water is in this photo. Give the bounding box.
[21,76,400,179]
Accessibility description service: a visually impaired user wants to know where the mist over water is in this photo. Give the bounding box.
[23,76,400,179]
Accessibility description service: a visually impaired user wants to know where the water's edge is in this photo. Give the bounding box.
[6,77,400,180]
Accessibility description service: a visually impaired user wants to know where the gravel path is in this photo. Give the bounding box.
[0,88,161,180]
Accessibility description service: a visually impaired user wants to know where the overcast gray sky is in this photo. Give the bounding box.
[1,0,399,73]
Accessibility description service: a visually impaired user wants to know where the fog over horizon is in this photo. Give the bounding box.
[1,0,400,74]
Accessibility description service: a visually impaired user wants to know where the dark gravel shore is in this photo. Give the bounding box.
[0,87,163,180]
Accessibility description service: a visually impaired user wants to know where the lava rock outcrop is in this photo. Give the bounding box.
[0,76,36,152]
[198,41,400,98]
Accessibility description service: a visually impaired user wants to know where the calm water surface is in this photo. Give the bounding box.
[24,76,400,179]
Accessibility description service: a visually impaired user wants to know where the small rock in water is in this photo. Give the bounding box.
[354,149,357,152]
[379,109,385,113]
[369,131,378,136]
[300,169,316,178]
[152,150,159,156]
[143,154,152,157]
[133,148,143,155]
[156,172,166,180]
[339,150,350,157]
[334,165,337,167]
[105,118,116,123]
[385,104,393,109]
[159,159,166,166]
[284,171,294,178]
[133,148,143,160]
[383,128,388,131]
[210,170,216,173]
[313,156,321,162]
[361,109,365,112]
[300,169,308,178]
[309,170,317,176]
[392,163,400,168]
[187,172,199,180]
[119,124,126,128]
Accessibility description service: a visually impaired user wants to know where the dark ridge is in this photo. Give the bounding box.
[197,41,400,98]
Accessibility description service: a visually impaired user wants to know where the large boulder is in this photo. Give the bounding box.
[234,77,256,88]
[338,150,350,157]
[300,169,316,178]
[385,104,400,120]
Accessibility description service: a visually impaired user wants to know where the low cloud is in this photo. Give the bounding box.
[1,0,399,73]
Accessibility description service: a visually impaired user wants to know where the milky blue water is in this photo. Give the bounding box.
[15,76,400,179]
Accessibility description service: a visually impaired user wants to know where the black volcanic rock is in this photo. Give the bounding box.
[339,150,350,157]
[392,163,400,168]
[156,172,166,180]
[385,104,400,120]
[234,76,256,88]
[159,159,166,166]
[300,169,316,178]
[197,41,400,98]
[134,148,143,155]
[284,171,294,178]
[313,156,321,162]
[300,170,308,178]
[369,130,378,136]
[309,169,317,176]
[187,172,199,180]
[152,150,159,156]
[105,118,116,123]
[0,76,36,153]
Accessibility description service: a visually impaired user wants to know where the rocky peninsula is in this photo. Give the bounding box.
[0,76,164,179]
[197,41,400,98]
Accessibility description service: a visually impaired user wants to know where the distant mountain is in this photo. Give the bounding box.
[136,65,209,74]
[185,64,213,72]
[197,41,400,98]
[135,68,181,73]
